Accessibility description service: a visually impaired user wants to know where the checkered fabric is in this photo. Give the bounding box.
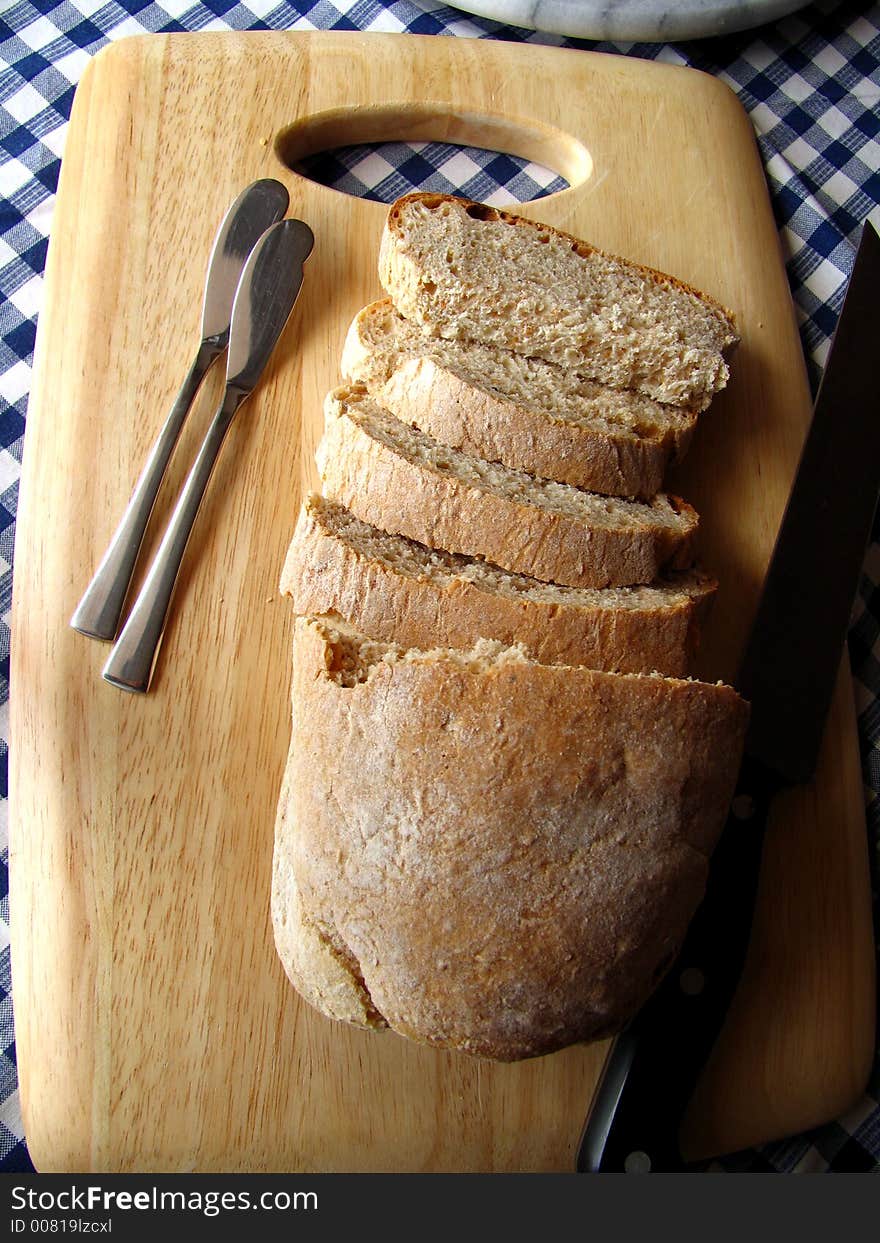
[1,0,878,1175]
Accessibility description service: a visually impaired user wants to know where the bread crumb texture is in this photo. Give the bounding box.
[342,299,700,496]
[378,194,738,409]
[280,494,717,676]
[317,386,698,589]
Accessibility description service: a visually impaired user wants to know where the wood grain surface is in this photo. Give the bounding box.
[9,31,875,1172]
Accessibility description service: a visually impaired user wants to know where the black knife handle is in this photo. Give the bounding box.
[577,754,780,1172]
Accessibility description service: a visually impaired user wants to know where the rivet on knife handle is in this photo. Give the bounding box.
[102,218,314,694]
[69,178,290,642]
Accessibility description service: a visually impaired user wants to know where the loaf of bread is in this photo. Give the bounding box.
[281,494,717,676]
[271,614,749,1061]
[342,299,699,498]
[317,385,699,589]
[273,194,746,1064]
[379,193,738,409]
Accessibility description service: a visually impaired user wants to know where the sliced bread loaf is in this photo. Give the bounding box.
[341,299,699,498]
[281,493,716,676]
[316,385,699,590]
[272,613,749,1060]
[378,193,738,410]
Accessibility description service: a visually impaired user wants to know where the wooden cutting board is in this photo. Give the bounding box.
[10,31,875,1172]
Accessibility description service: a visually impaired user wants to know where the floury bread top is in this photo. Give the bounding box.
[274,613,748,1061]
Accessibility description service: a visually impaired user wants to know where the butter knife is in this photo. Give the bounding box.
[70,178,290,642]
[102,218,314,694]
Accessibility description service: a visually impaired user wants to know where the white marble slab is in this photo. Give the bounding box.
[442,0,812,42]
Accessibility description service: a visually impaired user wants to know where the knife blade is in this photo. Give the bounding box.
[578,218,880,1173]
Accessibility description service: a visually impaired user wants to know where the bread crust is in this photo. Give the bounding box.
[276,616,749,1061]
[342,301,698,498]
[379,193,739,408]
[271,746,388,1030]
[281,495,716,676]
[317,388,699,590]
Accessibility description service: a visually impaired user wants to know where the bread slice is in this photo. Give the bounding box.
[272,613,749,1060]
[379,193,738,410]
[281,493,716,676]
[343,299,700,498]
[317,385,699,590]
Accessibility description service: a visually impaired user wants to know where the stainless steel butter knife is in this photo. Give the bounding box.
[102,217,314,694]
[578,219,880,1172]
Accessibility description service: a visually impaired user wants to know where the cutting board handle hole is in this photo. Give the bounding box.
[275,104,591,202]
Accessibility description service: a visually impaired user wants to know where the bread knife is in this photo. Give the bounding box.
[577,218,880,1173]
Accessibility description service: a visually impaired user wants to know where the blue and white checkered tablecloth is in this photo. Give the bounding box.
[1,0,878,1175]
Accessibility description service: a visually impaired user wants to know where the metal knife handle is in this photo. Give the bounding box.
[69,343,219,641]
[102,390,243,693]
[577,754,779,1172]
